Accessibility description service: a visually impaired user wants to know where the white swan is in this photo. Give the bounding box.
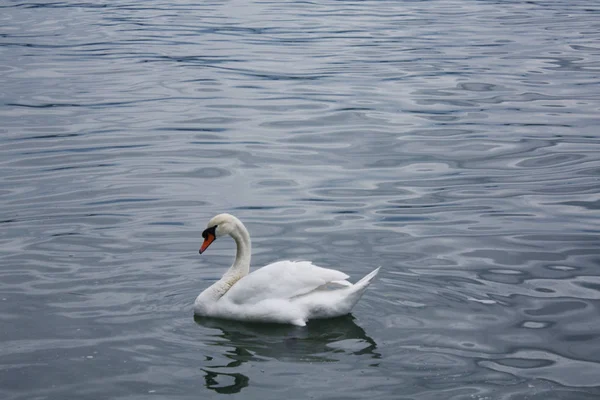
[194,213,380,326]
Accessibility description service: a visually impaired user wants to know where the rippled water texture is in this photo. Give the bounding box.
[1,0,600,399]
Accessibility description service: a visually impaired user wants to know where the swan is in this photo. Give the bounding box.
[194,213,380,326]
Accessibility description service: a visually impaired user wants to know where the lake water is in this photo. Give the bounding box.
[1,0,600,399]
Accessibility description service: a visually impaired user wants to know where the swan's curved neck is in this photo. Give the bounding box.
[225,220,251,279]
[195,218,252,308]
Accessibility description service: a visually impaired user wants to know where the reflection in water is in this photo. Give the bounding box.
[203,367,249,395]
[195,315,379,394]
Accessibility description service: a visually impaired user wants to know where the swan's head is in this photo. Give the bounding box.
[199,213,240,254]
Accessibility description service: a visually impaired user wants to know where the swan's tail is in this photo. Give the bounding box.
[298,267,381,321]
[337,266,381,314]
[355,266,381,287]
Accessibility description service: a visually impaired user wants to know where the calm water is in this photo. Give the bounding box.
[1,0,600,399]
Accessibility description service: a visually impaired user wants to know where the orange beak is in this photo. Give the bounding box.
[199,234,215,254]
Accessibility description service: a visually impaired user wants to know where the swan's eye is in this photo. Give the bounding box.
[202,225,218,239]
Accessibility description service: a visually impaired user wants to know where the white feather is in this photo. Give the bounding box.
[224,260,349,304]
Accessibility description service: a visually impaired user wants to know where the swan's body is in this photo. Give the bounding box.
[194,213,380,326]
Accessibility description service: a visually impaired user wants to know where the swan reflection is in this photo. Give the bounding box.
[195,315,379,393]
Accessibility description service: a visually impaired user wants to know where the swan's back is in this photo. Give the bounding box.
[223,260,350,305]
[217,261,380,325]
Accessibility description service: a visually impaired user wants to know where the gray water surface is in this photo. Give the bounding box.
[1,0,600,399]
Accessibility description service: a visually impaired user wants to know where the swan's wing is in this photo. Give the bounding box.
[223,260,350,305]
